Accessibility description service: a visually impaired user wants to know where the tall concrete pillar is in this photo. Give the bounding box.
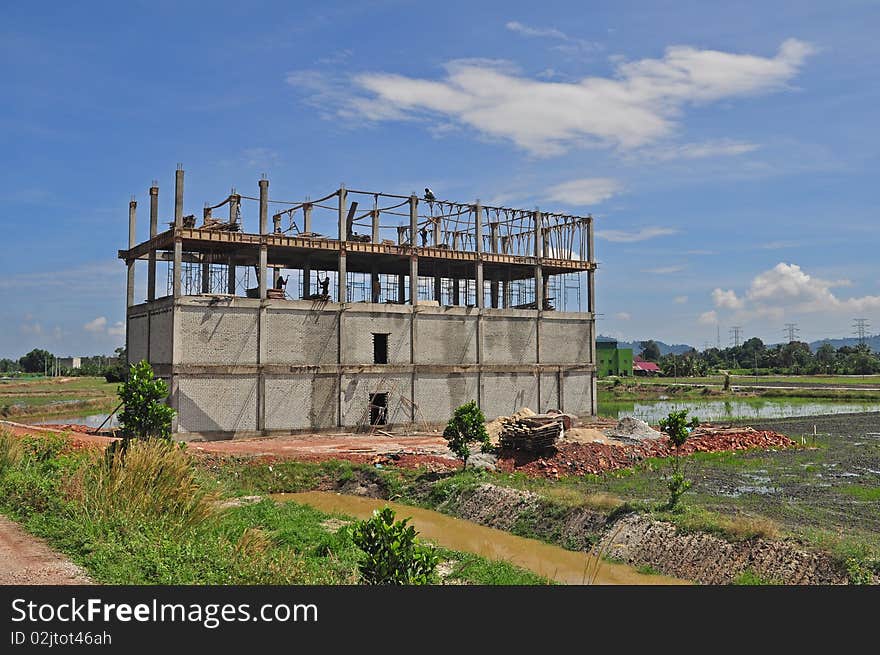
[371,266,380,303]
[174,167,184,228]
[475,262,484,309]
[338,186,347,303]
[303,204,312,233]
[371,210,380,244]
[409,256,418,306]
[147,184,158,301]
[490,223,499,253]
[127,199,136,308]
[434,272,442,303]
[173,238,182,298]
[409,194,418,247]
[534,209,543,311]
[432,217,440,247]
[259,178,269,235]
[338,253,347,303]
[474,201,483,254]
[227,257,236,295]
[258,246,268,300]
[587,216,595,314]
[201,254,210,293]
[302,256,311,298]
[503,280,511,309]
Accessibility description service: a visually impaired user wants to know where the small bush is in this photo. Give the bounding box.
[117,360,175,442]
[443,401,490,469]
[351,506,438,585]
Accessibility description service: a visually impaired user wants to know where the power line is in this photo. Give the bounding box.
[784,323,799,343]
[853,318,870,346]
[729,326,743,348]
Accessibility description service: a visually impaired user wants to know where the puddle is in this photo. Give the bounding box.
[601,399,880,423]
[274,491,688,585]
[30,413,119,428]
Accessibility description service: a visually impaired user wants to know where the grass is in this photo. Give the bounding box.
[0,430,547,585]
[610,374,880,388]
[0,376,118,420]
[838,484,880,501]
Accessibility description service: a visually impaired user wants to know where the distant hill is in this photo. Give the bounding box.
[597,336,696,356]
[807,335,880,352]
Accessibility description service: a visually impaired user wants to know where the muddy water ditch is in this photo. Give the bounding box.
[274,491,686,585]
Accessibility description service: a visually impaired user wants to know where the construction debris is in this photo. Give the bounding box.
[498,413,564,452]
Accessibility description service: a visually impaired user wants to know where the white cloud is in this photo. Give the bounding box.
[674,295,688,304]
[504,20,600,57]
[84,316,107,333]
[240,147,281,170]
[713,262,880,317]
[595,226,677,242]
[698,310,718,325]
[545,178,622,206]
[326,39,815,156]
[712,288,744,309]
[615,312,632,320]
[637,139,760,162]
[107,322,125,338]
[505,21,570,40]
[641,265,684,274]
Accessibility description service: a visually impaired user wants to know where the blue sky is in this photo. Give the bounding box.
[2,0,879,358]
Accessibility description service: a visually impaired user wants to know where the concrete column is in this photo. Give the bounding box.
[409,255,418,306]
[371,210,380,243]
[258,245,268,300]
[227,257,236,295]
[398,273,406,304]
[172,238,182,298]
[434,273,442,303]
[174,167,184,228]
[474,201,483,253]
[229,192,239,229]
[371,266,380,303]
[302,256,311,298]
[490,280,499,308]
[259,178,269,235]
[490,223,499,253]
[201,254,210,293]
[409,195,418,247]
[452,278,460,306]
[338,186,347,242]
[533,209,543,258]
[148,185,158,301]
[432,217,440,247]
[475,262,484,309]
[503,280,511,309]
[338,253,347,303]
[535,266,544,311]
[303,204,312,233]
[587,216,595,314]
[127,199,136,307]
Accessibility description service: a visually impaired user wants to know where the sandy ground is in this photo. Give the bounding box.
[0,515,92,585]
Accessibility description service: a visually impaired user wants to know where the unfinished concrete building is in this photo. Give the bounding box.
[120,168,597,438]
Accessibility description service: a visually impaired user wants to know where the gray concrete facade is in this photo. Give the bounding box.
[127,296,596,438]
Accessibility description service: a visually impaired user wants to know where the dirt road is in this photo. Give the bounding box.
[0,515,92,584]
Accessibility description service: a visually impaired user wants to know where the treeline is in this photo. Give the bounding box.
[0,348,128,382]
[638,338,879,377]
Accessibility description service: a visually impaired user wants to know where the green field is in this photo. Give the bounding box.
[0,377,118,420]
[620,374,880,387]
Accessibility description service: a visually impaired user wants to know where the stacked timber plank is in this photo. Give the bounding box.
[499,416,563,452]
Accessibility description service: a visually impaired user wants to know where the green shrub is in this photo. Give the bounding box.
[351,507,438,584]
[658,410,700,511]
[442,401,490,469]
[117,360,175,443]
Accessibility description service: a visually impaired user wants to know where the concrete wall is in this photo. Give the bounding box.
[481,311,538,364]
[266,304,338,365]
[177,375,258,433]
[176,302,259,365]
[128,297,595,436]
[415,307,477,364]
[264,373,337,430]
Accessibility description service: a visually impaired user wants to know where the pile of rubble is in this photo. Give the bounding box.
[491,412,796,479]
